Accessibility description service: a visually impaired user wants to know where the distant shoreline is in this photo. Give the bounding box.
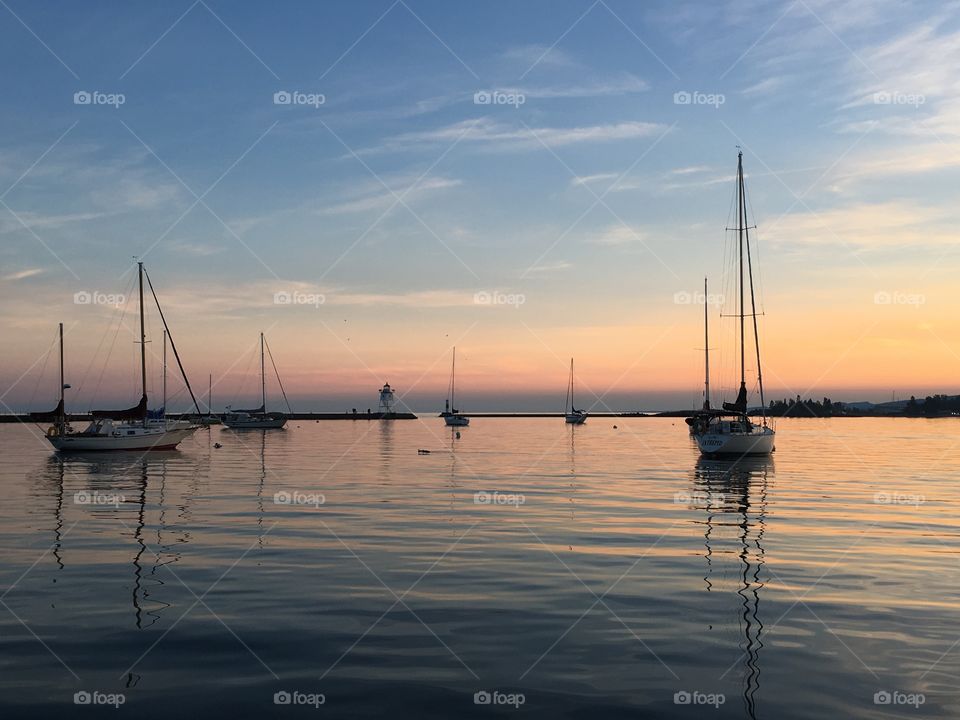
[1,410,951,423]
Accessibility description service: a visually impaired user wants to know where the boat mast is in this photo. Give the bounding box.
[743,166,767,422]
[451,347,456,413]
[260,332,266,413]
[58,322,65,429]
[570,358,575,412]
[208,373,213,417]
[737,152,747,411]
[138,261,147,427]
[162,329,167,418]
[703,277,710,411]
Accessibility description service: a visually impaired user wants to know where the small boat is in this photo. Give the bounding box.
[564,358,587,424]
[691,151,775,457]
[35,263,201,452]
[223,333,289,430]
[440,346,469,426]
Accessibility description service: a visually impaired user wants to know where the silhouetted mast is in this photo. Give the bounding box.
[703,277,711,411]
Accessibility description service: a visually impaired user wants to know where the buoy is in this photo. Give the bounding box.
[455,431,461,439]
[613,425,618,429]
[214,442,222,449]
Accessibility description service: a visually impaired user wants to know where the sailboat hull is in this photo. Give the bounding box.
[565,413,587,424]
[46,425,198,452]
[695,427,775,456]
[444,415,469,427]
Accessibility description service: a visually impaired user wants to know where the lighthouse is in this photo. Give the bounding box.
[378,383,396,417]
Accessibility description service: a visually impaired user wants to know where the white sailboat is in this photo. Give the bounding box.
[37,263,201,452]
[691,151,775,457]
[223,332,289,429]
[441,346,469,426]
[564,358,587,424]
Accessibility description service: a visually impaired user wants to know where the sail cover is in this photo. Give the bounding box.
[722,384,748,414]
[29,398,64,422]
[232,404,265,414]
[92,394,148,420]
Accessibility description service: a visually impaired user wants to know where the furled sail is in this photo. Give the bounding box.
[233,404,265,414]
[92,394,148,420]
[29,398,64,422]
[722,384,748,414]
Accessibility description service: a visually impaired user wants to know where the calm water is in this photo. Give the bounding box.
[1,417,958,718]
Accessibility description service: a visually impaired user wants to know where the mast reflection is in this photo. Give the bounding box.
[693,456,771,720]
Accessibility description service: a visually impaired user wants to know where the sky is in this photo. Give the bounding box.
[2,0,959,413]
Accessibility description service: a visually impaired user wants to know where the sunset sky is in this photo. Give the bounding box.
[2,0,958,412]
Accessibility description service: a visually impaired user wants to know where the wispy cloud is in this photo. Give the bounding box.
[2,268,43,281]
[315,176,462,216]
[363,118,665,155]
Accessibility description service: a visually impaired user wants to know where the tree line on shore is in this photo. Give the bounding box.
[765,394,960,417]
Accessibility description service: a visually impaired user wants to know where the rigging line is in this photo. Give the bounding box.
[27,325,59,409]
[77,273,136,404]
[262,336,293,413]
[143,267,202,416]
[89,291,132,408]
[744,177,766,315]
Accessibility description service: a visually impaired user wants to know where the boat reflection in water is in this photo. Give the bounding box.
[692,456,771,720]
[37,452,201,635]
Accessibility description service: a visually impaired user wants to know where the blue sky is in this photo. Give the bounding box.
[2,0,959,412]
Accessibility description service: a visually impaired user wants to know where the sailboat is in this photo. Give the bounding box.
[223,333,289,429]
[441,346,469,426]
[34,263,201,451]
[564,358,587,424]
[691,151,775,456]
[686,277,712,435]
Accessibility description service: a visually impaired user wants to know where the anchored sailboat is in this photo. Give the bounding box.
[223,332,289,429]
[36,263,201,451]
[441,346,469,426]
[691,151,775,456]
[564,358,587,424]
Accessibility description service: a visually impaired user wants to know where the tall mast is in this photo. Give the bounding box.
[162,329,167,416]
[451,347,456,411]
[260,332,266,412]
[208,373,212,416]
[58,322,65,427]
[138,261,147,426]
[570,358,575,411]
[737,152,746,398]
[703,277,710,411]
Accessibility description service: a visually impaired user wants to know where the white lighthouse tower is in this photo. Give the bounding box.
[378,383,396,417]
